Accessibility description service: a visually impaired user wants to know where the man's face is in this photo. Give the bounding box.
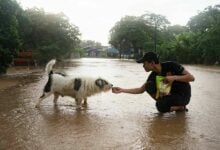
[143,61,154,72]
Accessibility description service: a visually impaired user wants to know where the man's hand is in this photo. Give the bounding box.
[164,75,176,83]
[112,87,123,93]
[164,69,195,83]
[112,85,145,94]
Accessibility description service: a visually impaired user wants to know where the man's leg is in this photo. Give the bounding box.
[155,97,171,113]
[145,81,171,112]
[145,81,190,113]
[170,95,190,112]
[156,95,190,113]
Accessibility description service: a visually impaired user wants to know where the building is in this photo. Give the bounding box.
[13,51,36,66]
[106,47,119,58]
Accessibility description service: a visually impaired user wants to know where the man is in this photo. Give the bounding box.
[112,52,195,113]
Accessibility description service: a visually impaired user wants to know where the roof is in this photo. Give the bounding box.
[107,47,119,53]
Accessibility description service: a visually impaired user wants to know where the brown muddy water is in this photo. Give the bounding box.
[0,58,220,150]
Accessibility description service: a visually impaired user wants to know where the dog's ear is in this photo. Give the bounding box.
[95,79,104,88]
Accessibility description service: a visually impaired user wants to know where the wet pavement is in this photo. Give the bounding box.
[0,58,220,150]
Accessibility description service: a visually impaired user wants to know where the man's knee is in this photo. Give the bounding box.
[156,100,170,113]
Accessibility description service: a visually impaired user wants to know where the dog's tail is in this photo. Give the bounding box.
[45,59,56,74]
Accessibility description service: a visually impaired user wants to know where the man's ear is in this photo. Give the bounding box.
[150,61,155,65]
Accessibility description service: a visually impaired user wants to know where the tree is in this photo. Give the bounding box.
[0,0,21,74]
[158,5,220,65]
[187,4,220,64]
[19,8,81,63]
[166,25,188,40]
[81,40,102,49]
[109,16,151,58]
[157,25,189,62]
[141,13,170,52]
[80,40,103,56]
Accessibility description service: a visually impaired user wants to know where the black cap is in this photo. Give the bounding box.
[136,51,159,63]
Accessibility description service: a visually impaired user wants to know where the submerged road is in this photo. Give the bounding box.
[0,58,220,149]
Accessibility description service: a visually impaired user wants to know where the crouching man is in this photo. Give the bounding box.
[112,52,195,113]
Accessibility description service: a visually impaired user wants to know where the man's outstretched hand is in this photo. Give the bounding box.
[112,87,123,93]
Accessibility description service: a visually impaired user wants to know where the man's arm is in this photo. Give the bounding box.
[165,68,195,83]
[112,84,145,94]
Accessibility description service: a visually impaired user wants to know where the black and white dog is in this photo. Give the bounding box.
[35,59,113,108]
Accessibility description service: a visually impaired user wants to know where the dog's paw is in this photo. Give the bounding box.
[35,104,40,108]
[82,102,87,107]
[76,106,83,110]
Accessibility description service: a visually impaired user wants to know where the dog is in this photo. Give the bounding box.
[35,59,113,108]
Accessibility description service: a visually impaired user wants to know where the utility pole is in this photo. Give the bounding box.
[154,20,157,52]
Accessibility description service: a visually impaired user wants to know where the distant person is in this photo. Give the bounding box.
[112,52,195,113]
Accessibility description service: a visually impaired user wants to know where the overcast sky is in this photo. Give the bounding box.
[17,0,219,45]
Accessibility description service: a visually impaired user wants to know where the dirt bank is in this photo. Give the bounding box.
[0,66,43,91]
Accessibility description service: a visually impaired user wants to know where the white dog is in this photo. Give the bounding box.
[35,59,113,108]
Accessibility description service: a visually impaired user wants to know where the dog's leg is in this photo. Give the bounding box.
[75,98,82,105]
[35,92,52,108]
[82,98,87,106]
[53,93,60,106]
[75,98,79,105]
[75,98,83,110]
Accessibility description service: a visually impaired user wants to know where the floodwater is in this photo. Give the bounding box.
[0,58,220,150]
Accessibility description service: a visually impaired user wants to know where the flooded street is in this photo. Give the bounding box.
[0,58,220,150]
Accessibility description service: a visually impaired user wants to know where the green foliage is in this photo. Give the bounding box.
[109,16,153,58]
[81,40,102,49]
[140,13,170,52]
[109,14,170,59]
[19,8,81,63]
[184,4,220,64]
[141,13,170,30]
[0,0,21,74]
[0,0,81,73]
[109,5,220,65]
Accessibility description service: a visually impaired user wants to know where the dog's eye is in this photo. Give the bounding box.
[95,79,109,88]
[95,79,104,88]
[103,80,108,85]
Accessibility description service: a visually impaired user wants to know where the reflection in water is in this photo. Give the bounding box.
[140,113,190,150]
[0,58,220,149]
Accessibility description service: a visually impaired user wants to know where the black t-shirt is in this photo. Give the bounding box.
[146,61,191,98]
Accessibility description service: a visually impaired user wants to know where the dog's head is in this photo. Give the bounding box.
[95,78,113,92]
